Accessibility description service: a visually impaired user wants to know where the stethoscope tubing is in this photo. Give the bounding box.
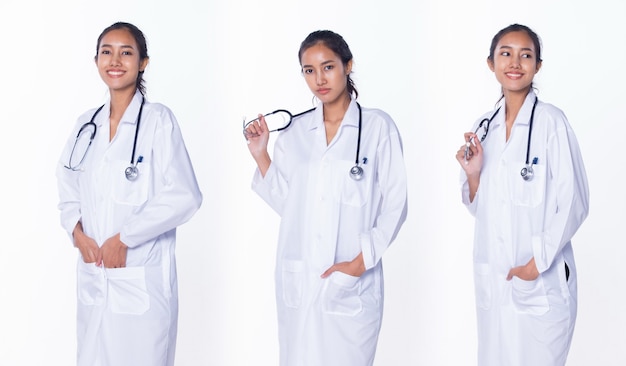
[65,96,145,181]
[245,102,365,181]
[469,96,539,181]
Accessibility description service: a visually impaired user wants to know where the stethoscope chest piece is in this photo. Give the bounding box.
[520,165,534,181]
[520,157,538,182]
[349,165,364,181]
[125,155,143,181]
[125,165,139,181]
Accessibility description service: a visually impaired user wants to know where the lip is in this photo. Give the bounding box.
[317,88,331,95]
[505,72,523,80]
[107,69,125,77]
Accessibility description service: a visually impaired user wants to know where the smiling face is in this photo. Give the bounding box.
[300,43,352,106]
[488,30,541,96]
[95,28,149,95]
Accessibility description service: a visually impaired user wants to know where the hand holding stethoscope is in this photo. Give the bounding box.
[244,114,272,176]
[457,96,540,182]
[456,131,484,177]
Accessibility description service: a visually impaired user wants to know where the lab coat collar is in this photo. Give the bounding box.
[307,97,360,131]
[500,89,538,127]
[94,90,145,128]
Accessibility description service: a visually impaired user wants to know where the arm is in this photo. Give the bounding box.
[532,123,589,273]
[245,114,272,177]
[250,117,290,216]
[119,109,203,248]
[456,132,484,206]
[360,129,408,270]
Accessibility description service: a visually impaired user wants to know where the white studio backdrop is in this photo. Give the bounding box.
[0,0,624,365]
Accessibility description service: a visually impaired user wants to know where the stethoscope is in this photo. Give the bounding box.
[243,102,365,181]
[64,96,145,181]
[464,96,539,181]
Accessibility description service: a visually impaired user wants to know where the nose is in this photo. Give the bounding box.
[510,55,521,69]
[110,53,121,66]
[316,70,325,85]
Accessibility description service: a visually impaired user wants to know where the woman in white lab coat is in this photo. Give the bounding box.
[456,24,589,366]
[56,22,202,366]
[245,30,407,366]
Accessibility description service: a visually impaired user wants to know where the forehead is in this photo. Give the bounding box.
[300,43,341,64]
[497,31,535,50]
[99,28,137,48]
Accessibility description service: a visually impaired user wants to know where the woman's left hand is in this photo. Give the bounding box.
[98,233,128,268]
[507,257,539,281]
[321,252,366,278]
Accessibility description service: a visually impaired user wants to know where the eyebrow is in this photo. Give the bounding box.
[499,45,535,53]
[99,44,136,50]
[301,60,336,69]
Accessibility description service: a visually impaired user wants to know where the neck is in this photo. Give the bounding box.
[109,89,137,119]
[503,89,530,120]
[323,93,351,124]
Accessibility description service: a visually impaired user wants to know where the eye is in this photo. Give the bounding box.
[500,51,510,56]
[303,68,313,74]
[522,53,533,59]
[100,50,110,55]
[324,65,334,71]
[122,50,133,56]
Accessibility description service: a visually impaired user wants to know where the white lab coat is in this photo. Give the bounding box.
[57,91,202,366]
[253,99,407,366]
[460,90,589,366]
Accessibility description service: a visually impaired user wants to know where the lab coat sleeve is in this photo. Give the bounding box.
[57,167,82,240]
[120,108,202,248]
[56,122,86,242]
[532,117,589,273]
[251,134,289,216]
[360,129,408,270]
[460,173,479,216]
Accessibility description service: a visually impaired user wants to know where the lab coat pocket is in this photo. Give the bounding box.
[474,263,491,310]
[106,266,150,315]
[333,160,369,207]
[281,260,304,309]
[511,276,549,315]
[111,160,151,206]
[322,271,363,316]
[77,261,105,306]
[508,163,546,207]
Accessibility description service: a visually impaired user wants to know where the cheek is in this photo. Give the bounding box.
[303,74,317,88]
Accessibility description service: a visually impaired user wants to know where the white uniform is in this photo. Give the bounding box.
[460,91,589,366]
[253,99,408,366]
[57,91,202,366]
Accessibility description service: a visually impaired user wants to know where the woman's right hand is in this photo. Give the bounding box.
[456,132,483,202]
[72,222,100,264]
[244,114,272,176]
[456,132,484,177]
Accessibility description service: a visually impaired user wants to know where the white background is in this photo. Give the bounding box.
[1,0,624,365]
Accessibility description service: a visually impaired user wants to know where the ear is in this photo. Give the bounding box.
[487,57,495,72]
[535,61,542,74]
[345,59,353,75]
[139,57,150,72]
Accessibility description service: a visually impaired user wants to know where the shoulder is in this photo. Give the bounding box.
[142,100,180,127]
[144,100,175,116]
[360,105,401,135]
[536,100,572,130]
